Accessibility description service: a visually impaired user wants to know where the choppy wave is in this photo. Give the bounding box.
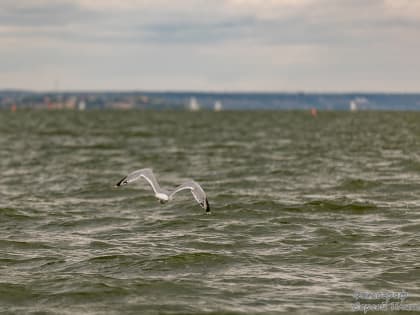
[1,111,420,314]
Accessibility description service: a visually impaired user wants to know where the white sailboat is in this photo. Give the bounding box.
[188,97,200,111]
[78,100,86,111]
[349,100,358,112]
[349,97,368,111]
[214,100,223,112]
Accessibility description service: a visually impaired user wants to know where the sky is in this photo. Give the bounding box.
[1,0,420,92]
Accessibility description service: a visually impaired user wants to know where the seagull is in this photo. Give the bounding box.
[115,168,210,212]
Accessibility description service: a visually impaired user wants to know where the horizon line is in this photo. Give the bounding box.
[2,88,420,95]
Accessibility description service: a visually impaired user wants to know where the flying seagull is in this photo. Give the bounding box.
[115,168,210,212]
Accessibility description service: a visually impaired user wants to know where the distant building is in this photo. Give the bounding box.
[65,97,77,110]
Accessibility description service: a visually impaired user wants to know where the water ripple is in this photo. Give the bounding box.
[1,111,420,314]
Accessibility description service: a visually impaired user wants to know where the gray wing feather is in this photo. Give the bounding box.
[170,181,209,211]
[116,168,161,194]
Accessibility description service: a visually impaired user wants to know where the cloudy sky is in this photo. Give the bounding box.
[1,0,419,92]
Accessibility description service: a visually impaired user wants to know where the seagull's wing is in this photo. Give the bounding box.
[170,180,210,212]
[115,168,161,194]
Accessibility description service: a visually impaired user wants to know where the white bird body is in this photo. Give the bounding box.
[156,192,170,202]
[116,168,210,212]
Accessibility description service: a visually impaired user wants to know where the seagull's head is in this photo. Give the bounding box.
[115,176,128,187]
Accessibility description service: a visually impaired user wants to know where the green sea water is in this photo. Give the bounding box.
[1,110,420,314]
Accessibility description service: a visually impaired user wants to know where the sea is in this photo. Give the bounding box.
[1,110,420,314]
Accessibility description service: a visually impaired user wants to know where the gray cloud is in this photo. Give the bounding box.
[0,0,419,91]
[1,0,419,44]
[0,2,97,27]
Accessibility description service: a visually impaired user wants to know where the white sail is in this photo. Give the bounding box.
[214,100,223,112]
[188,97,200,111]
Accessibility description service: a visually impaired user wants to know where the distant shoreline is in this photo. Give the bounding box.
[2,90,420,110]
